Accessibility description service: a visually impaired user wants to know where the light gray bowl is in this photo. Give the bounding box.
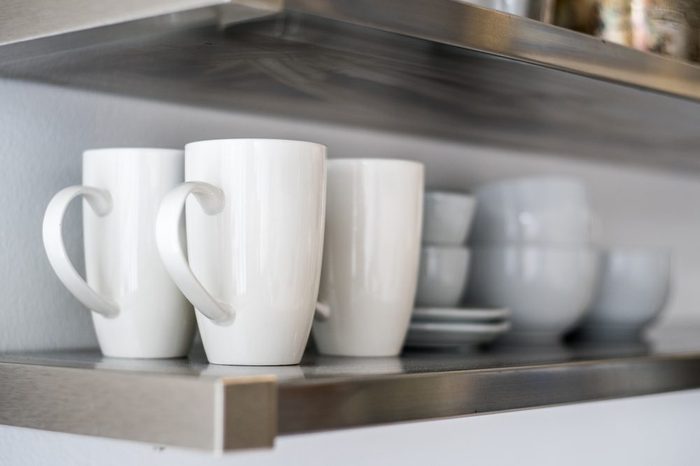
[470,176,594,246]
[466,245,599,344]
[415,246,470,307]
[577,248,671,340]
[422,191,476,246]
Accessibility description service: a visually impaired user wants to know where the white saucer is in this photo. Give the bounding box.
[412,307,510,323]
[405,321,511,348]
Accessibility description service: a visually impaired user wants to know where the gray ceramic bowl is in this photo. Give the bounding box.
[422,191,476,246]
[415,246,470,307]
[577,248,671,340]
[466,245,599,344]
[470,176,593,246]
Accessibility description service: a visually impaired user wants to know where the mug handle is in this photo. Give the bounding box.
[155,182,234,324]
[42,186,119,318]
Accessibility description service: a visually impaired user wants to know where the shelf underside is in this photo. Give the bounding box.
[2,331,700,451]
[1,5,700,170]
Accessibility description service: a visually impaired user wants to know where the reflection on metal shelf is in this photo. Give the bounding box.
[1,12,700,171]
[0,360,277,451]
[1,331,700,451]
[285,0,700,99]
[0,0,283,46]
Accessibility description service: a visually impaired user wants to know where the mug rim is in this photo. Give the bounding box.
[185,138,327,151]
[83,147,183,157]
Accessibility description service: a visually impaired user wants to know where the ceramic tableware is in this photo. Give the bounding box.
[577,248,672,340]
[467,245,599,344]
[412,307,510,323]
[405,321,511,348]
[313,158,424,357]
[156,139,326,365]
[422,191,476,245]
[415,246,471,307]
[43,148,194,358]
[470,176,593,246]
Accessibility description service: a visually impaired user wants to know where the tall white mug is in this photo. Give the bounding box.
[156,139,326,366]
[313,159,424,357]
[43,148,194,358]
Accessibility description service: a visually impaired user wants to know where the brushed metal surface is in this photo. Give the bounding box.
[0,0,284,47]
[2,332,700,450]
[0,362,218,449]
[286,0,700,100]
[279,355,700,434]
[2,13,699,170]
[220,377,277,450]
[0,361,276,451]
[0,0,228,46]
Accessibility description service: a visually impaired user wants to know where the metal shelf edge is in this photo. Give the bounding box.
[286,0,700,101]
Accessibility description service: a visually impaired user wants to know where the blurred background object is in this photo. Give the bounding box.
[552,0,699,61]
[458,0,552,18]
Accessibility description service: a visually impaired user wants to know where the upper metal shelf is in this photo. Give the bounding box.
[3,0,700,99]
[2,331,700,452]
[2,0,700,169]
[288,0,700,101]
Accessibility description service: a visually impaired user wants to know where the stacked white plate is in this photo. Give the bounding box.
[408,190,511,349]
[406,307,511,348]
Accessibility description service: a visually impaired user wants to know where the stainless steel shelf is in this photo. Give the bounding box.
[2,331,700,451]
[0,0,283,47]
[288,0,700,100]
[1,1,700,170]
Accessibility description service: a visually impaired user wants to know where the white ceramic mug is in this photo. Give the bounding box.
[313,159,424,357]
[43,148,194,358]
[156,139,326,366]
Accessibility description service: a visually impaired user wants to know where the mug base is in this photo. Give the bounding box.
[205,355,303,366]
[100,350,190,359]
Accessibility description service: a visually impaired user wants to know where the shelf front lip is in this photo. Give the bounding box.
[2,351,700,450]
[0,361,277,452]
[278,353,700,435]
[285,0,700,101]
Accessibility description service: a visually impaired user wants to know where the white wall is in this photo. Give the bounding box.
[2,389,700,466]
[2,78,700,465]
[1,77,699,351]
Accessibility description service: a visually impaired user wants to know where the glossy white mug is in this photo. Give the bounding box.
[156,139,326,366]
[43,148,194,358]
[313,159,424,357]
